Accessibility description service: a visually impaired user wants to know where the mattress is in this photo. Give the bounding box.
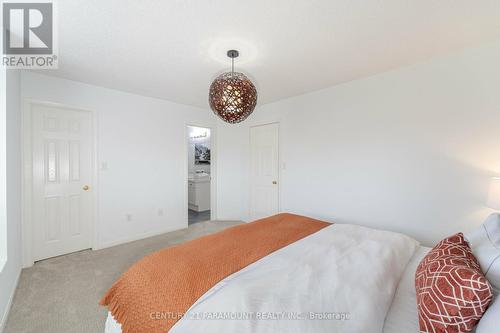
[383,245,430,333]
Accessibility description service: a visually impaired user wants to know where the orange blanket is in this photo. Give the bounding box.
[100,213,330,333]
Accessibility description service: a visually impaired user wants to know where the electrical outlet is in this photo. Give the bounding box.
[126,214,132,221]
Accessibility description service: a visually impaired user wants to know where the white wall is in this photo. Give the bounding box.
[217,40,500,246]
[21,72,217,250]
[0,69,22,330]
[17,39,500,255]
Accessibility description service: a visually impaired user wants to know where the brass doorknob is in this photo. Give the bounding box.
[82,185,90,191]
[272,181,277,185]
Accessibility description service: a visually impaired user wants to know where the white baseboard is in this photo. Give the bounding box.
[0,269,21,333]
[94,225,186,250]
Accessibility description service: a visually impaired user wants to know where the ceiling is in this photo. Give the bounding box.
[41,0,500,108]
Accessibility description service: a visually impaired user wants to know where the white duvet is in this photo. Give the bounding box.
[105,223,419,333]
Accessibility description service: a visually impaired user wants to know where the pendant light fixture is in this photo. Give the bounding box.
[209,50,257,124]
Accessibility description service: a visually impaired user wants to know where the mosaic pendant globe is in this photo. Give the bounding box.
[209,72,258,124]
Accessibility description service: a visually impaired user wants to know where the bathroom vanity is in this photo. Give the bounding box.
[188,175,210,212]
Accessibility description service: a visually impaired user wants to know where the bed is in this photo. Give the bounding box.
[105,246,430,333]
[102,213,431,333]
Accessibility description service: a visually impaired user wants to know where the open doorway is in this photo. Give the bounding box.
[187,126,212,225]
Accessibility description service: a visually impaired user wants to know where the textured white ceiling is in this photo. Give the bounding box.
[40,0,500,108]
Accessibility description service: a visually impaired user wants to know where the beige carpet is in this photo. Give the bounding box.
[4,220,243,333]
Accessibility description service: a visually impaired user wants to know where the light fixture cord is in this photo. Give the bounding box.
[231,57,234,74]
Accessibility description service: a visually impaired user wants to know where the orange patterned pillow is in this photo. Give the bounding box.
[415,233,493,333]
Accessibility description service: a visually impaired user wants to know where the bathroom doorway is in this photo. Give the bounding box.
[187,126,212,225]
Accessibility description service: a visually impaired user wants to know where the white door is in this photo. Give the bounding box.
[32,105,93,261]
[250,123,279,220]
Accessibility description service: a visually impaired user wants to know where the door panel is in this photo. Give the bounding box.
[68,194,81,236]
[44,196,61,242]
[250,123,279,220]
[32,105,93,261]
[69,141,80,181]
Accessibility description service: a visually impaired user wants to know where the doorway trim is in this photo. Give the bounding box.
[21,99,98,267]
[184,122,217,226]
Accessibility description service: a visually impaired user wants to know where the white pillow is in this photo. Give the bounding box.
[474,295,499,333]
[465,213,500,332]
